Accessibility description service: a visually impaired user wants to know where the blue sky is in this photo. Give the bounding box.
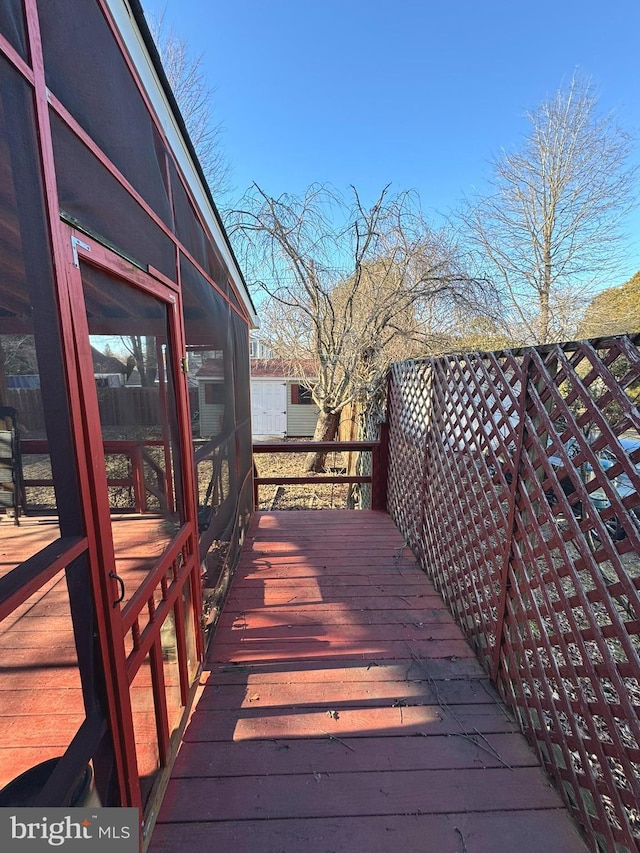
[140,0,640,285]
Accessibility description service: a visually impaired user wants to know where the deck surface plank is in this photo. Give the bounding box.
[149,510,588,853]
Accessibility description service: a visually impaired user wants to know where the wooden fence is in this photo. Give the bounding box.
[8,387,199,431]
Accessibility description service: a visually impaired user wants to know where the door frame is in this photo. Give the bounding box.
[62,227,203,825]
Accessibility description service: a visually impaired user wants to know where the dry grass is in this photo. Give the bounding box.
[22,436,360,514]
[254,439,354,510]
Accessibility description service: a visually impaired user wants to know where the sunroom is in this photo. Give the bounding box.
[0,0,255,838]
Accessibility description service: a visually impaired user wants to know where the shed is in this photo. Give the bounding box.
[194,356,226,437]
[250,359,320,438]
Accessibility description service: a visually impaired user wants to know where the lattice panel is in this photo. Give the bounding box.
[421,351,524,672]
[387,334,640,852]
[387,360,432,557]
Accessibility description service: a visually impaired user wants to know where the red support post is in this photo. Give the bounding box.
[130,445,147,513]
[371,420,390,511]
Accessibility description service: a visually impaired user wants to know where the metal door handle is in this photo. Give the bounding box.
[109,571,125,607]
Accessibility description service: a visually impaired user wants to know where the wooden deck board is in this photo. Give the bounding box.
[169,732,542,777]
[193,678,500,709]
[159,767,569,821]
[149,510,588,852]
[149,811,587,853]
[181,704,523,742]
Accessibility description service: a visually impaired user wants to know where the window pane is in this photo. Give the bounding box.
[0,569,84,788]
[129,654,160,810]
[0,1,28,61]
[51,114,176,281]
[38,0,172,226]
[0,57,82,574]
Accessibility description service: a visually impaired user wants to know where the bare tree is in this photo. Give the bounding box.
[148,15,232,200]
[459,74,638,345]
[230,183,491,470]
[118,336,157,386]
[0,335,38,375]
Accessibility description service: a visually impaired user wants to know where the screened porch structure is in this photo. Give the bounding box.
[0,0,255,846]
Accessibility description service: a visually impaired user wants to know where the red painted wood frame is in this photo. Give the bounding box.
[252,439,389,510]
[62,231,203,819]
[1,0,216,827]
[17,0,143,812]
[94,0,251,326]
[386,340,640,851]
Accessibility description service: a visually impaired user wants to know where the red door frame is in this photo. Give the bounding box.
[62,229,203,817]
[21,0,141,810]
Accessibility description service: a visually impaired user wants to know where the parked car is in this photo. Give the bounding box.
[487,426,640,548]
[547,435,640,545]
[584,437,640,542]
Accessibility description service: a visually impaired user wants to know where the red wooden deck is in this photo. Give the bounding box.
[149,511,588,853]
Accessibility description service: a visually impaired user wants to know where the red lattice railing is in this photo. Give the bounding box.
[387,335,640,852]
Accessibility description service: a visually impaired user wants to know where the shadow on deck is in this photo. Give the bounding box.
[149,511,587,852]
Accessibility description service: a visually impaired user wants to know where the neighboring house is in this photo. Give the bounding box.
[91,346,128,387]
[250,359,319,438]
[195,356,227,437]
[249,333,273,360]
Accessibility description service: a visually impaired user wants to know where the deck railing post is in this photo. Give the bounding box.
[252,440,383,509]
[252,461,259,509]
[130,445,147,513]
[371,421,389,511]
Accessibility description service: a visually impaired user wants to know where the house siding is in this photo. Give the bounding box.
[286,383,319,437]
[198,384,225,438]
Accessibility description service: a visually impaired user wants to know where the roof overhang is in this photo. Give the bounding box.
[106,0,258,327]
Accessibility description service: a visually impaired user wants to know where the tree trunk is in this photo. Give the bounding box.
[304,410,341,472]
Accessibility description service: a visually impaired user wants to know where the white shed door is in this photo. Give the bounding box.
[251,381,287,437]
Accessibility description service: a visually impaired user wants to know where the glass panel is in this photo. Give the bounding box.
[180,253,252,634]
[38,0,172,226]
[51,113,176,280]
[160,609,183,736]
[181,577,199,685]
[232,310,251,430]
[0,57,83,574]
[170,161,210,279]
[181,255,236,542]
[80,262,184,595]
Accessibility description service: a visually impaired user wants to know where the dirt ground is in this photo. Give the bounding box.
[253,440,357,510]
